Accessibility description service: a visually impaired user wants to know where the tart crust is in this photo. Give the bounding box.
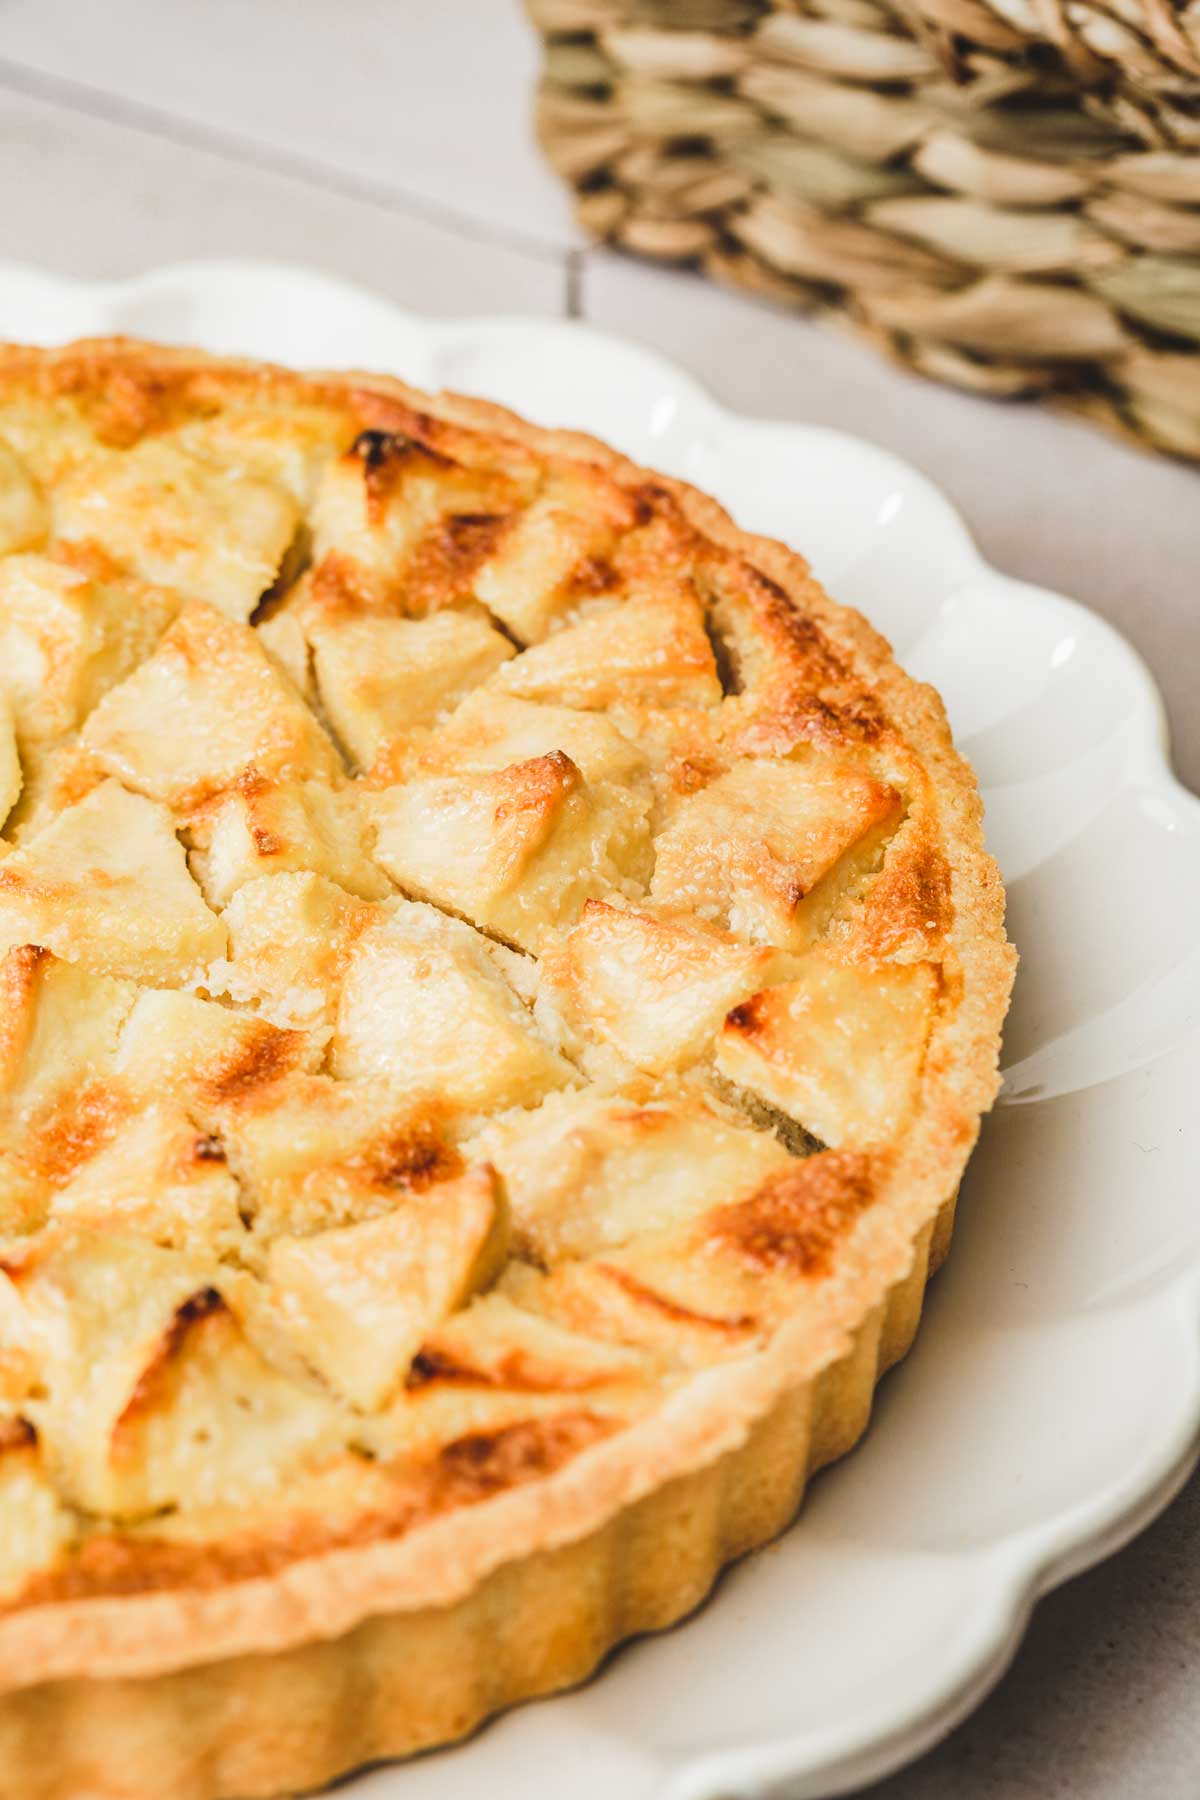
[0,340,1014,1799]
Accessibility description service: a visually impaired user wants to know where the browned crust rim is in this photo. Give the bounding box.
[0,338,1015,1694]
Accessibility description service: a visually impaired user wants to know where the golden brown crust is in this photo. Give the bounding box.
[11,1411,618,1611]
[0,338,1014,1791]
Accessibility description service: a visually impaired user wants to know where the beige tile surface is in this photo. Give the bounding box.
[0,25,1195,1797]
[581,249,1200,794]
[0,86,564,315]
[0,0,576,252]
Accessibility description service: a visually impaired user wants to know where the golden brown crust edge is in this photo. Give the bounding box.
[0,342,1014,1744]
[0,1193,952,1800]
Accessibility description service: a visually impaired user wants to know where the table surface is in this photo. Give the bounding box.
[0,5,1196,1793]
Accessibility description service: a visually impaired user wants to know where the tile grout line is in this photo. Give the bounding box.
[565,248,585,321]
[0,53,573,270]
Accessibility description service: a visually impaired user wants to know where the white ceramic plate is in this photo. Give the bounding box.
[1,259,1197,1800]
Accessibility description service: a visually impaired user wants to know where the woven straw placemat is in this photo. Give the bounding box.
[529,0,1200,461]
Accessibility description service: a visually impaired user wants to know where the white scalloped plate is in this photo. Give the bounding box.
[2,259,1197,1800]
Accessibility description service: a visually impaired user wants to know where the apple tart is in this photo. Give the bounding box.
[0,339,1014,1800]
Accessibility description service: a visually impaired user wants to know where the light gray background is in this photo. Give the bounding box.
[0,4,1195,1792]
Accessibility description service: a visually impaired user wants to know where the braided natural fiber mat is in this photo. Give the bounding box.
[528,0,1200,460]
